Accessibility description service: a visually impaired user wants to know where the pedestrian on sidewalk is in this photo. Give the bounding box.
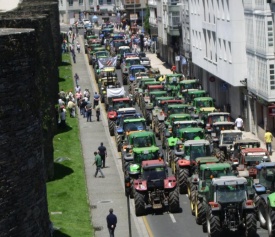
[72,53,76,64]
[235,115,244,131]
[265,129,273,155]
[98,142,107,168]
[95,104,100,121]
[93,151,105,178]
[76,41,81,53]
[106,208,117,237]
[85,101,92,122]
[74,73,79,86]
[171,64,176,74]
[93,92,100,109]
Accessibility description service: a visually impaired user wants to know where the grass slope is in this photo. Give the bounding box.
[47,53,93,237]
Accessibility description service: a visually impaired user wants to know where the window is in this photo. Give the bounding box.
[99,0,103,5]
[107,0,112,4]
[89,0,93,5]
[79,0,83,5]
[69,0,73,6]
[60,0,63,6]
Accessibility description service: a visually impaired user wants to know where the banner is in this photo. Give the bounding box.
[107,87,125,98]
[98,56,117,69]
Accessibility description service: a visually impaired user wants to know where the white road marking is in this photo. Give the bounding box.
[185,194,188,197]
[169,213,176,223]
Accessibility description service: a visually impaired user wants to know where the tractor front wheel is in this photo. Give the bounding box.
[195,197,206,226]
[134,191,146,216]
[115,134,121,152]
[190,190,196,215]
[258,197,268,228]
[207,211,221,237]
[168,188,180,213]
[177,168,189,194]
[245,212,257,237]
[267,206,275,237]
[108,119,115,136]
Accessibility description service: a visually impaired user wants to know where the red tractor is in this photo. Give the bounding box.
[133,159,180,216]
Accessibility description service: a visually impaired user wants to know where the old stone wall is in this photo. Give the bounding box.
[0,28,50,237]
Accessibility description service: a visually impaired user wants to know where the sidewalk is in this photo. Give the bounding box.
[69,36,148,237]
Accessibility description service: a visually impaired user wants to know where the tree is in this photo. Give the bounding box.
[144,5,150,34]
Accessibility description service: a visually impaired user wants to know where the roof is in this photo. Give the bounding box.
[119,46,130,49]
[149,91,167,95]
[173,120,198,125]
[133,146,159,154]
[123,118,146,123]
[179,127,203,133]
[195,157,219,164]
[193,97,213,101]
[220,130,242,135]
[125,57,140,60]
[148,85,164,89]
[256,162,275,169]
[213,122,234,126]
[166,74,183,77]
[179,79,198,84]
[117,107,136,112]
[141,159,165,168]
[208,112,230,116]
[128,131,154,138]
[130,65,146,69]
[112,98,130,102]
[142,78,156,82]
[100,67,115,72]
[187,90,206,94]
[184,139,210,146]
[168,113,191,118]
[234,139,260,144]
[168,104,190,108]
[212,176,247,186]
[241,147,268,154]
[200,163,231,171]
[160,100,183,104]
[155,97,174,100]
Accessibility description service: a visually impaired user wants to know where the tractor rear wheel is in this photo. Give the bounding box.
[187,183,196,199]
[178,168,189,194]
[108,120,115,136]
[134,191,145,216]
[123,74,127,85]
[207,211,221,237]
[195,197,206,226]
[145,111,151,126]
[158,123,165,140]
[116,134,121,152]
[190,190,196,215]
[258,197,268,228]
[245,212,257,237]
[267,206,275,237]
[168,188,180,213]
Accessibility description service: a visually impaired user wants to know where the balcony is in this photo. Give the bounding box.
[163,0,181,12]
[149,17,157,26]
[148,0,157,7]
[167,25,180,36]
[167,15,180,36]
[123,0,141,9]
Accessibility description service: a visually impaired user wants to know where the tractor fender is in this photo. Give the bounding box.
[177,159,191,167]
[164,176,177,189]
[107,111,117,119]
[253,183,266,194]
[258,194,270,205]
[268,193,275,208]
[134,180,147,191]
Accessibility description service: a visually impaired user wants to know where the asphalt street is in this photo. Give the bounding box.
[61,24,270,237]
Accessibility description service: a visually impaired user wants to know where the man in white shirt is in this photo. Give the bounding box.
[235,115,243,130]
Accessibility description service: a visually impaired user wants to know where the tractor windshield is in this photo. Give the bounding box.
[131,68,146,76]
[132,136,154,147]
[135,152,159,163]
[197,100,213,107]
[185,145,211,161]
[168,107,187,114]
[126,59,140,66]
[258,168,275,191]
[183,131,204,141]
[124,121,146,132]
[113,101,131,110]
[210,115,230,123]
[143,167,166,180]
[203,169,231,180]
[222,133,242,145]
[216,184,246,203]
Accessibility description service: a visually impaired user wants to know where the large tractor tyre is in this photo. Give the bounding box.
[134,191,146,216]
[130,186,134,199]
[108,120,115,136]
[195,198,206,226]
[168,188,180,213]
[145,112,151,126]
[205,133,212,143]
[158,123,165,140]
[115,134,122,152]
[187,183,197,199]
[151,116,157,131]
[207,211,221,237]
[258,197,268,229]
[101,94,105,103]
[267,207,275,237]
[177,168,189,194]
[190,190,196,215]
[123,75,128,85]
[245,212,257,237]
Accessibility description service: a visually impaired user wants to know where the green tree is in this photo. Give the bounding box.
[144,5,150,34]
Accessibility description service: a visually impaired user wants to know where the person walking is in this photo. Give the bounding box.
[76,42,81,53]
[265,129,273,155]
[106,208,117,237]
[95,104,100,121]
[235,115,244,130]
[171,64,176,74]
[93,92,100,109]
[98,142,107,168]
[93,151,104,178]
[85,101,92,122]
[74,73,79,86]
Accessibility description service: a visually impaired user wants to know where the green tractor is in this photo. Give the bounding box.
[265,192,275,237]
[121,131,157,172]
[114,118,147,152]
[171,139,213,194]
[135,78,156,106]
[192,97,216,125]
[164,74,184,96]
[125,146,161,198]
[191,162,233,226]
[199,176,257,236]
[184,89,207,104]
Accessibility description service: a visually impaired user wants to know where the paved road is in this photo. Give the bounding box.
[62,23,271,237]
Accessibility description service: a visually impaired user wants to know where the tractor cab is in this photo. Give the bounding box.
[183,140,212,162]
[254,162,275,194]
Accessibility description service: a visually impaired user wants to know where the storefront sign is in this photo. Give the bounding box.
[268,105,275,116]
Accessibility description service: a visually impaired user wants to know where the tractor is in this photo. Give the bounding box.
[104,87,126,111]
[116,46,131,68]
[133,159,180,216]
[192,97,216,125]
[172,139,212,194]
[177,79,201,99]
[264,192,275,236]
[114,118,147,152]
[198,176,257,236]
[163,74,185,97]
[121,55,141,85]
[205,112,231,133]
[121,131,157,172]
[184,89,207,104]
[127,65,147,85]
[206,121,235,143]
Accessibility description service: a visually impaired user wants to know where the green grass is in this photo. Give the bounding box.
[47,53,93,237]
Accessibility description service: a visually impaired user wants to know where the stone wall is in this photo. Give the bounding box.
[0,28,50,237]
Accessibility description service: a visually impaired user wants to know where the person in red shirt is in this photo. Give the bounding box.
[171,64,176,74]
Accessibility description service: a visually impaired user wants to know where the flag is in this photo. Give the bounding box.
[97,56,117,69]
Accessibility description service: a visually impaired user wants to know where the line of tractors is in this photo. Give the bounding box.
[87,27,275,237]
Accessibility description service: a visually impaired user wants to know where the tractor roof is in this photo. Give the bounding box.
[155,96,174,100]
[149,91,167,95]
[200,108,216,112]
[112,98,130,102]
[123,118,146,123]
[117,107,136,113]
[195,157,219,164]
[169,113,191,119]
[166,74,183,77]
[179,79,198,84]
[133,146,159,154]
[128,131,154,139]
[145,81,161,85]
[208,112,230,116]
[125,57,140,60]
[130,65,146,69]
[256,162,275,169]
[234,139,260,145]
[160,100,183,104]
[213,122,234,126]
[100,67,115,72]
[173,120,198,125]
[141,159,165,169]
[212,176,247,186]
[168,104,189,108]
[241,147,268,155]
[178,127,203,133]
[119,46,130,49]
[220,130,242,135]
[184,139,210,146]
[200,163,231,171]
[148,85,163,89]
[194,97,213,101]
[141,78,155,82]
[187,90,206,94]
